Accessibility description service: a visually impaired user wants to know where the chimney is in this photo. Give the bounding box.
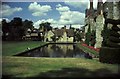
[64,25,66,32]
[90,0,93,9]
[97,0,103,14]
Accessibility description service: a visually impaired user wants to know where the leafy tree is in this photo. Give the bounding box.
[9,17,24,40]
[2,19,10,40]
[75,31,82,42]
[23,20,34,30]
[85,25,91,46]
[91,30,96,46]
[39,22,52,32]
[101,23,110,46]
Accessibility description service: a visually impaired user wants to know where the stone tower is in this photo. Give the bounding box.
[95,0,105,48]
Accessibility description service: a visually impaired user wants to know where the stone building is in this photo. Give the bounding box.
[44,26,74,42]
[84,0,107,48]
[84,0,97,46]
[95,0,105,48]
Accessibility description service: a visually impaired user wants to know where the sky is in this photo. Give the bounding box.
[1,0,107,29]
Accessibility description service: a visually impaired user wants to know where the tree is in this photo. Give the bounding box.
[9,17,24,40]
[39,22,52,32]
[74,31,82,42]
[2,19,10,40]
[85,25,91,46]
[23,20,34,30]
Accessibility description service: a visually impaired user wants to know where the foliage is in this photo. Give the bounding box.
[23,19,34,30]
[101,23,110,46]
[74,31,82,42]
[2,17,34,41]
[39,22,52,32]
[85,25,91,45]
[2,19,10,40]
[85,25,96,46]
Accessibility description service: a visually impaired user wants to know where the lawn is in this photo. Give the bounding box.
[2,41,119,78]
[2,41,47,56]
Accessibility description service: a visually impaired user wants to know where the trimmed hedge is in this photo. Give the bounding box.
[99,47,120,64]
[110,30,120,37]
[109,36,120,43]
[106,40,120,48]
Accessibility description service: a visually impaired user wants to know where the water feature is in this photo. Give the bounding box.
[16,43,92,58]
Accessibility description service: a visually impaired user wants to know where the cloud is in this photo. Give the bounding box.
[28,2,52,16]
[56,4,85,25]
[65,0,107,10]
[59,11,85,25]
[65,0,89,9]
[34,4,86,29]
[34,19,57,28]
[56,4,70,12]
[1,4,22,17]
[0,18,10,23]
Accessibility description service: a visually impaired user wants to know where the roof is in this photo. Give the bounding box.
[53,29,74,37]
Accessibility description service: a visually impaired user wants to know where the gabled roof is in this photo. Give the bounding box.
[53,29,74,37]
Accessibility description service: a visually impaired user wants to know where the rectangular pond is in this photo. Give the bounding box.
[15,43,92,58]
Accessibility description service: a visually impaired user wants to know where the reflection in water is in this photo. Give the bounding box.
[18,44,91,58]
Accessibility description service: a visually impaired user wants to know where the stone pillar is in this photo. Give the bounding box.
[95,14,105,48]
[95,0,104,48]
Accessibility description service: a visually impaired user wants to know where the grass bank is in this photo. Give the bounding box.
[77,43,99,57]
[2,41,47,56]
[2,41,119,78]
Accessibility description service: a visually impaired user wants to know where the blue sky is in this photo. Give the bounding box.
[1,0,107,28]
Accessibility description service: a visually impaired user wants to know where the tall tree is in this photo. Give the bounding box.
[9,17,24,40]
[2,19,10,40]
[23,20,34,30]
[85,25,91,46]
[39,22,52,32]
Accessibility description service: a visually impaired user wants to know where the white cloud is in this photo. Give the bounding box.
[34,4,86,29]
[56,4,85,25]
[0,18,10,23]
[65,0,107,9]
[34,19,57,28]
[28,2,51,16]
[56,4,70,13]
[1,4,22,17]
[65,0,89,9]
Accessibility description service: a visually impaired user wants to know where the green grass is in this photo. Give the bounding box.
[2,41,119,78]
[77,43,99,57]
[2,41,47,56]
[3,57,119,78]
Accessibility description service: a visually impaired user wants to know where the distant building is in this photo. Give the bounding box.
[44,26,74,42]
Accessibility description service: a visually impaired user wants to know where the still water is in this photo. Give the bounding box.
[17,44,90,58]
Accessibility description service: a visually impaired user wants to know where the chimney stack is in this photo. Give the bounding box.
[97,0,103,14]
[90,0,93,9]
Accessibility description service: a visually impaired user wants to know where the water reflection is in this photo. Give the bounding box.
[19,44,90,58]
